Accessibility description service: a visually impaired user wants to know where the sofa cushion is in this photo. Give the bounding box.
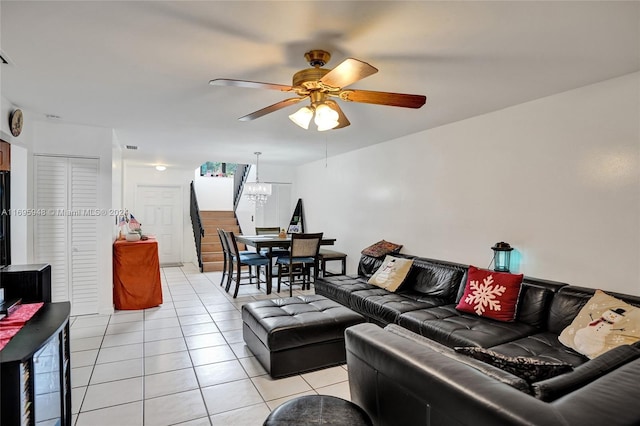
[411,311,537,348]
[547,286,640,335]
[368,255,413,292]
[385,324,531,393]
[489,331,588,367]
[349,289,444,325]
[456,266,524,322]
[357,254,386,279]
[454,346,573,383]
[513,282,556,329]
[559,289,640,359]
[361,240,402,258]
[406,258,467,301]
[314,275,375,307]
[531,344,640,401]
[397,305,460,334]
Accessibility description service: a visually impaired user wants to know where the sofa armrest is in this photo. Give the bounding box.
[345,323,568,426]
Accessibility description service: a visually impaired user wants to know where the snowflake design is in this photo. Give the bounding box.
[464,275,506,315]
[587,302,601,310]
[611,335,625,344]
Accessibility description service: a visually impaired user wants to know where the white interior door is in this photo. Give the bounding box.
[135,185,182,265]
[34,156,69,303]
[34,155,99,315]
[69,159,99,314]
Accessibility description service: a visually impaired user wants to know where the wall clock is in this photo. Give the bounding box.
[9,109,23,137]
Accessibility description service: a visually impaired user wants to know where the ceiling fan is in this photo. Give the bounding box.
[209,50,427,131]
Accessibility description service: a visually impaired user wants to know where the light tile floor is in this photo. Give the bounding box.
[69,264,351,426]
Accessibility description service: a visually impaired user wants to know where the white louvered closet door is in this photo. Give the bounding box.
[34,155,99,315]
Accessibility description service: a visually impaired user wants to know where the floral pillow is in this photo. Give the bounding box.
[455,347,573,383]
[558,289,640,359]
[455,266,524,322]
[368,256,413,292]
[361,240,402,258]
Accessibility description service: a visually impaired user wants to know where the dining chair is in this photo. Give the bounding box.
[256,226,290,261]
[216,228,230,287]
[225,231,271,298]
[217,228,256,288]
[255,227,280,235]
[276,232,323,297]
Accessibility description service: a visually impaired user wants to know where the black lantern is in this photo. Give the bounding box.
[491,242,513,272]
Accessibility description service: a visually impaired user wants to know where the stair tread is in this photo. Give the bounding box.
[193,209,241,273]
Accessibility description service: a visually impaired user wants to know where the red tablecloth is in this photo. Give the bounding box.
[0,303,45,351]
[113,239,163,310]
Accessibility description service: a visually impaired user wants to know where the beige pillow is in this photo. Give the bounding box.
[559,290,640,359]
[367,255,413,292]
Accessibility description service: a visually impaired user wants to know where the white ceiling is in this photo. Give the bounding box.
[1,1,638,168]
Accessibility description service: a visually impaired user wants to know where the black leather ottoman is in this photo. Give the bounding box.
[242,295,365,378]
[264,395,372,425]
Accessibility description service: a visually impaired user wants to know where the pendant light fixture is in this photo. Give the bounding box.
[244,152,272,205]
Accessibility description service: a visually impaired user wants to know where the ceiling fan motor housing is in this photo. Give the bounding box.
[304,50,331,67]
[292,68,331,91]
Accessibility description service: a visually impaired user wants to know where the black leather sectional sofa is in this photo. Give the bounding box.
[314,254,640,426]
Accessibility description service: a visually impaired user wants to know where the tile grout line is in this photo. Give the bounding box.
[177,266,215,425]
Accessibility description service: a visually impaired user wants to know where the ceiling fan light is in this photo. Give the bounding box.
[314,103,339,123]
[289,106,314,129]
[314,103,339,131]
[317,120,339,131]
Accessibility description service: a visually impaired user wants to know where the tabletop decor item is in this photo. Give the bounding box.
[125,232,141,242]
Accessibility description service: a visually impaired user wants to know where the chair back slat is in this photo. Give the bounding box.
[291,232,323,258]
[255,227,280,235]
[218,228,230,255]
[224,231,241,258]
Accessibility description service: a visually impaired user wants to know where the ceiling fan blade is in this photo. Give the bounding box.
[320,58,378,89]
[340,89,426,109]
[324,100,350,129]
[238,97,307,121]
[209,78,293,92]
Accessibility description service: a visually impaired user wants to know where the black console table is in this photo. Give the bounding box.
[0,302,71,426]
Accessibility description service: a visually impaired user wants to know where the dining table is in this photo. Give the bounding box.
[235,234,336,294]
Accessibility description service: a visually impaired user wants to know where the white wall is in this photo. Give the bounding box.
[9,144,28,263]
[32,120,115,313]
[112,131,123,240]
[1,96,33,265]
[193,172,234,211]
[123,163,196,265]
[295,72,640,295]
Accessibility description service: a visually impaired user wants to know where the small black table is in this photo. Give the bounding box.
[264,395,372,425]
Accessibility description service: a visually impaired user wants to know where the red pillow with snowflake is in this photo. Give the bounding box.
[455,266,524,322]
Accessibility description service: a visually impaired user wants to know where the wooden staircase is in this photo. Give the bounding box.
[200,211,241,272]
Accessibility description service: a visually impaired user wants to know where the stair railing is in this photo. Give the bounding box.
[233,163,250,211]
[190,181,205,272]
